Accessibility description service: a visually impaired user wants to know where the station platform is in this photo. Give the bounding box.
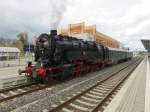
[0,66,27,89]
[104,56,150,112]
[0,64,27,89]
[0,66,25,79]
[0,57,34,89]
[0,57,34,79]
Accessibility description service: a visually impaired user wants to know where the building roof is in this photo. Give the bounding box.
[141,39,150,51]
[0,47,20,53]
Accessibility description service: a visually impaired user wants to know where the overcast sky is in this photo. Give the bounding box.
[0,0,150,50]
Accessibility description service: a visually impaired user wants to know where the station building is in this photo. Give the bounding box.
[59,22,121,48]
[0,47,20,60]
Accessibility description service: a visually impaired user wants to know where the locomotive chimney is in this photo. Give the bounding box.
[50,30,57,36]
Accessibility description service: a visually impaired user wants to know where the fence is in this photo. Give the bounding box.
[0,56,34,68]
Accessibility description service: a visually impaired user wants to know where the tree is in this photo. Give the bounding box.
[10,40,24,56]
[17,32,25,44]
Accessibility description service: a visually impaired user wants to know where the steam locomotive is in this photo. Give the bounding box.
[19,30,133,83]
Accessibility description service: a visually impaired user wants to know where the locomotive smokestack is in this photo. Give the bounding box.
[50,30,57,36]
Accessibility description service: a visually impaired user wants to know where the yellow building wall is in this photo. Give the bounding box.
[59,22,120,48]
[84,24,96,35]
[69,22,85,34]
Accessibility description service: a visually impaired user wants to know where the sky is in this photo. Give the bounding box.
[0,0,150,51]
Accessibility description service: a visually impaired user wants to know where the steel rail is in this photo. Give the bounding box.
[0,83,50,103]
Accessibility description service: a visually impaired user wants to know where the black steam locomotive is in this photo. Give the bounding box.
[19,30,132,83]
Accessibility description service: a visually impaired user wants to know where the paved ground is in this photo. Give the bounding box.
[104,57,149,112]
[145,57,150,112]
[0,66,25,79]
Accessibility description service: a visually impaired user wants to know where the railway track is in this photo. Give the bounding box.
[0,82,37,93]
[0,82,50,103]
[49,58,142,112]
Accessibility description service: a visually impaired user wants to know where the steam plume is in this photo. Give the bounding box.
[49,0,67,29]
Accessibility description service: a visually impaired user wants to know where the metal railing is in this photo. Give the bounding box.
[0,56,34,68]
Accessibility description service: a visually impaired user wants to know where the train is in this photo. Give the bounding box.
[19,30,133,83]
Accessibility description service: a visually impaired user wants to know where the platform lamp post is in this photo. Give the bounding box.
[135,48,138,56]
[29,43,30,61]
[19,52,20,66]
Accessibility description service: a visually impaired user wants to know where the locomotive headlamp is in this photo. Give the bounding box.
[43,40,49,47]
[40,36,49,48]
